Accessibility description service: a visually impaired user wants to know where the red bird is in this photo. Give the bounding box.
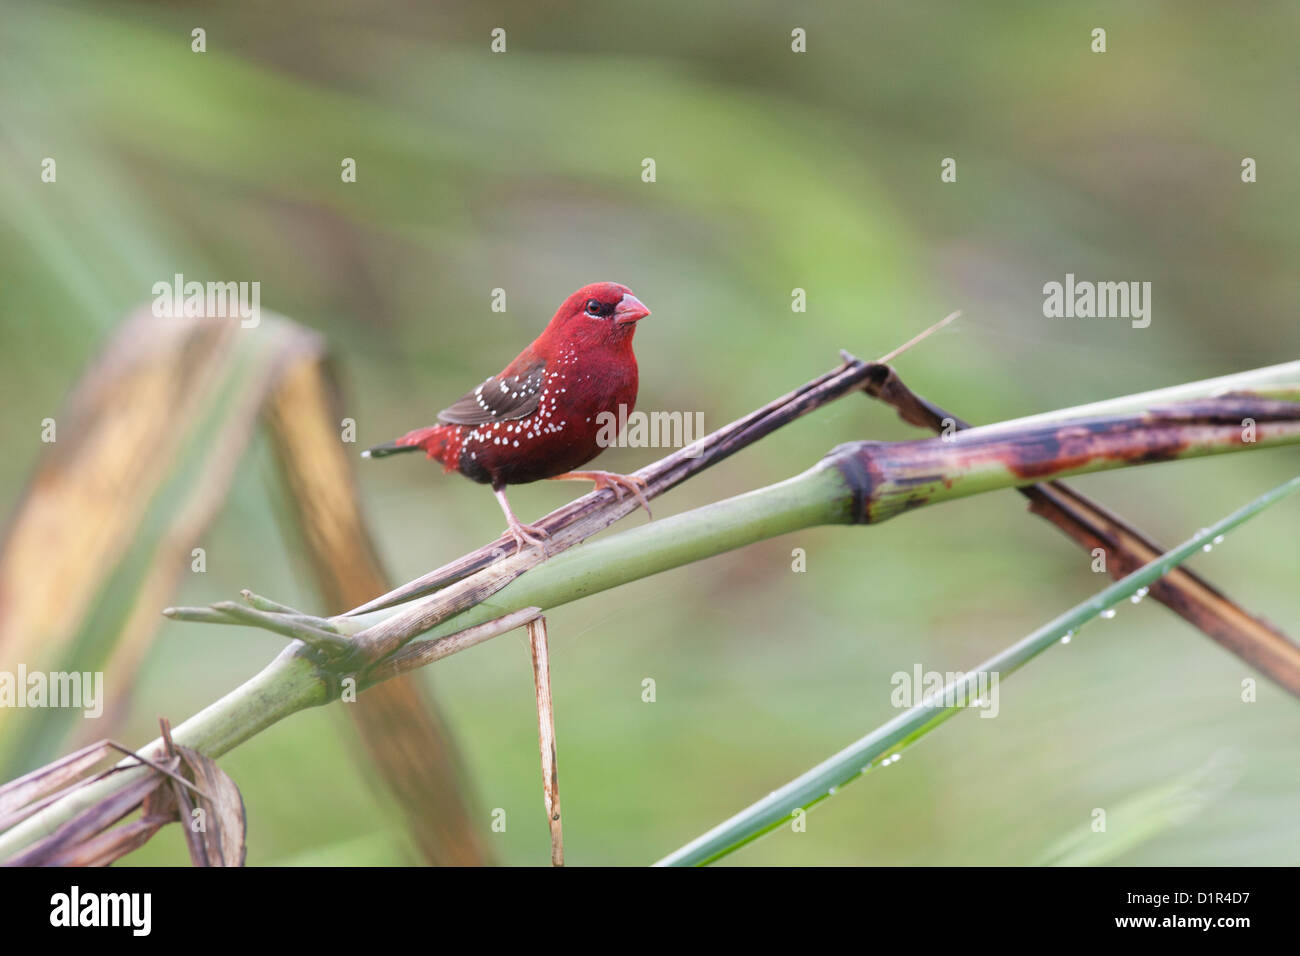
[363,282,652,549]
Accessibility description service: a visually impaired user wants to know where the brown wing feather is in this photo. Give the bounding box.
[436,359,548,426]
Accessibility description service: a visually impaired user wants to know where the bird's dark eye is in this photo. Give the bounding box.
[585,298,611,317]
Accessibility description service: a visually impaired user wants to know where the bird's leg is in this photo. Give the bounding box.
[548,471,652,519]
[493,485,551,551]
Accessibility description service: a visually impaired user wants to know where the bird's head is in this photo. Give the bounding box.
[545,282,650,349]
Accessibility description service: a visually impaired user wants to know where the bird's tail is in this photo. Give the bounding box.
[362,424,458,471]
[360,440,418,459]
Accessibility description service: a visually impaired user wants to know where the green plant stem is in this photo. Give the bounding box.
[348,401,1300,637]
[400,467,846,642]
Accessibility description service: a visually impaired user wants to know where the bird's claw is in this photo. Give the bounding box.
[505,518,551,553]
[589,472,652,520]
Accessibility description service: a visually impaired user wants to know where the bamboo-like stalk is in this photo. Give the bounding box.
[842,396,1300,524]
[857,368,1300,692]
[969,361,1300,433]
[356,397,1300,650]
[341,359,1300,629]
[2,364,1297,861]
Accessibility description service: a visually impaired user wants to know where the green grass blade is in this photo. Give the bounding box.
[655,475,1300,866]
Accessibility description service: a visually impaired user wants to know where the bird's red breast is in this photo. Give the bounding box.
[392,282,650,487]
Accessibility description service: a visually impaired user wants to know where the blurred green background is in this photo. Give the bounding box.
[2,0,1297,865]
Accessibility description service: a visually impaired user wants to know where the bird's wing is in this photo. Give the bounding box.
[436,359,547,425]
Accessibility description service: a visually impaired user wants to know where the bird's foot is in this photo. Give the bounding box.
[552,470,652,519]
[493,485,550,553]
[504,517,551,552]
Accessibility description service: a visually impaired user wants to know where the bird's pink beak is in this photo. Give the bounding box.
[614,293,651,325]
